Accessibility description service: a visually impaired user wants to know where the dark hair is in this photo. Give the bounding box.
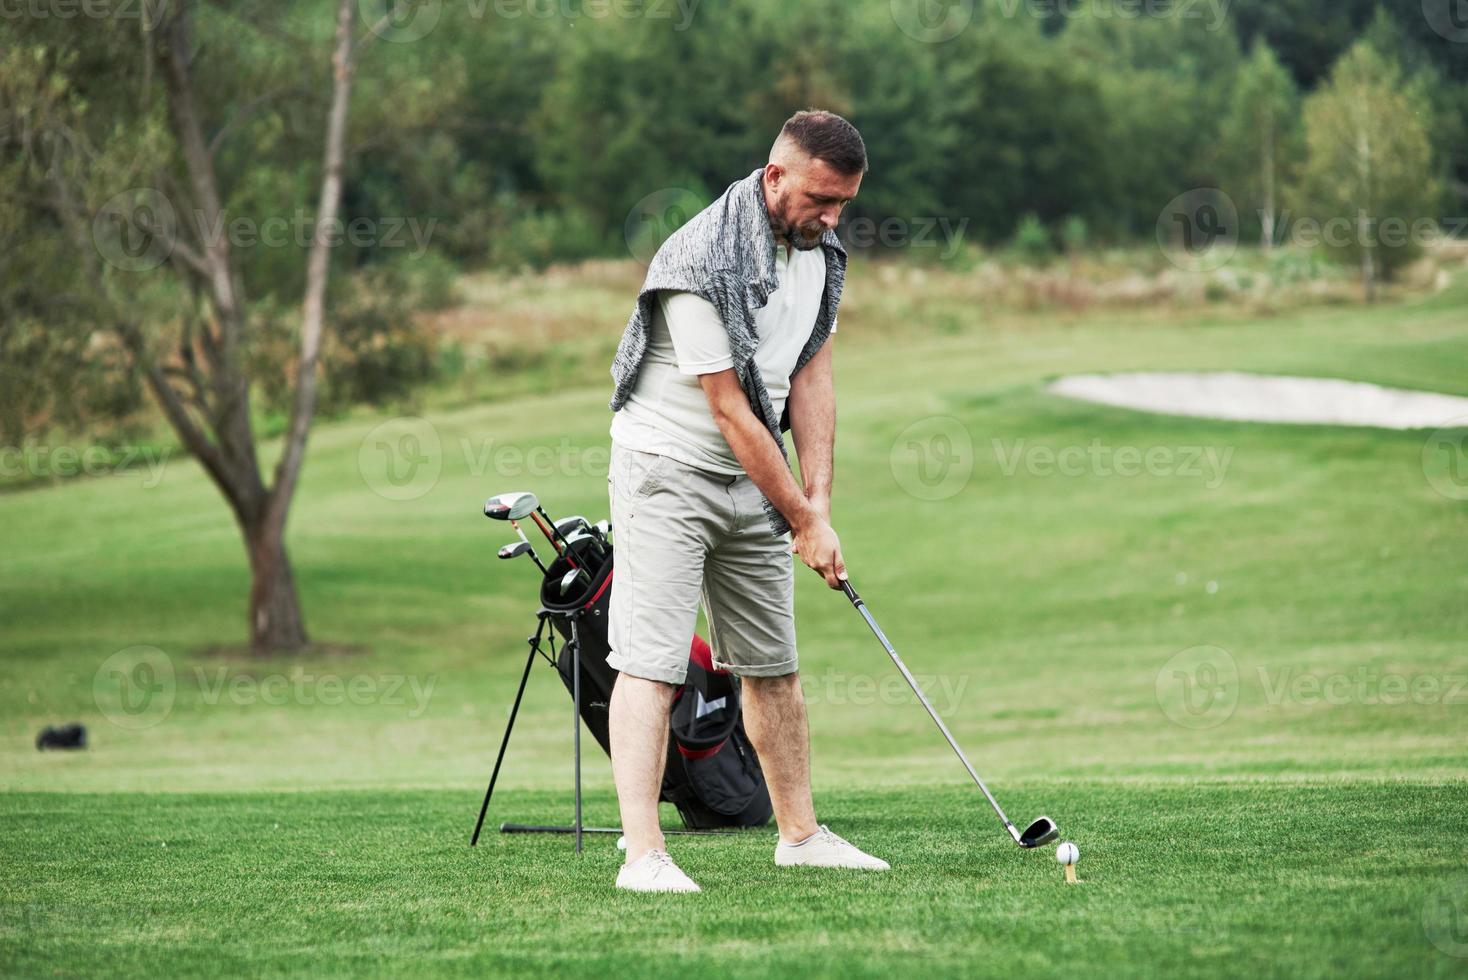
[779,110,868,176]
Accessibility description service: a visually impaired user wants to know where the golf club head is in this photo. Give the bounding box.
[558,569,580,595]
[497,542,531,560]
[564,531,606,565]
[555,516,589,536]
[1017,816,1060,848]
[483,491,539,521]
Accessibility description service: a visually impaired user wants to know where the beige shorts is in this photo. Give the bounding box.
[606,442,797,685]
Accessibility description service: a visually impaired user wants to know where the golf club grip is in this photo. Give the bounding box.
[841,577,1013,828]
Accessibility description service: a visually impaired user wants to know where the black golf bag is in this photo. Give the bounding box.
[539,536,773,830]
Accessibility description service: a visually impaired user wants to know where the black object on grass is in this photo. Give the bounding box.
[36,723,87,750]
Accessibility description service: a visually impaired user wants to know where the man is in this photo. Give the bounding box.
[605,110,888,892]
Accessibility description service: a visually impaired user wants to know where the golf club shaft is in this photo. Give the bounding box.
[840,579,1015,833]
[508,520,548,573]
[529,511,592,584]
[537,506,583,560]
[528,511,564,555]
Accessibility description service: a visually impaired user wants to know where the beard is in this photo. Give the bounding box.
[770,202,825,251]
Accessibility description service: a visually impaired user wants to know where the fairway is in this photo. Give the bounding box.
[3,270,1467,977]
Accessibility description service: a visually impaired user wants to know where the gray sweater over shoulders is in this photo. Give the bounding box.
[608,167,849,536]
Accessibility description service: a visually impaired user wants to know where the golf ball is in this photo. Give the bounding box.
[616,835,627,851]
[1056,841,1079,865]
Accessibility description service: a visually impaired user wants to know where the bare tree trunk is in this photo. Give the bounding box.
[1260,120,1276,249]
[1361,242,1377,303]
[1357,126,1375,304]
[245,514,308,654]
[238,0,357,654]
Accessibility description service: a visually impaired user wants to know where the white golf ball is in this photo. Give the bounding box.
[616,835,627,851]
[1056,841,1079,865]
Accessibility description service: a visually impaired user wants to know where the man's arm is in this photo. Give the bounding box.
[699,370,847,588]
[786,337,835,522]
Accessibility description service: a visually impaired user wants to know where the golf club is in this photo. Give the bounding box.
[563,528,607,564]
[485,492,562,554]
[555,516,590,537]
[483,494,547,572]
[529,498,580,559]
[498,540,547,574]
[840,578,1059,849]
[557,568,581,596]
[486,491,591,583]
[560,518,608,563]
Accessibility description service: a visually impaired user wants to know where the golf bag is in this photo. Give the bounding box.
[538,536,773,830]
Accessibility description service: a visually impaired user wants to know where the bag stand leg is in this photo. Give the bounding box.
[476,608,756,846]
[470,613,551,846]
[469,609,587,854]
[570,613,584,854]
[470,641,539,846]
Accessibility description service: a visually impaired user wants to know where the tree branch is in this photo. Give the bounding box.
[207,85,311,159]
[156,2,246,341]
[117,320,242,509]
[266,0,357,530]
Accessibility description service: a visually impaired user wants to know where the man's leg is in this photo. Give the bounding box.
[604,444,713,868]
[741,672,820,844]
[608,672,679,862]
[697,474,886,869]
[744,669,888,870]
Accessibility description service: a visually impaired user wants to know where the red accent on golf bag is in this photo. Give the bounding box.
[538,538,772,831]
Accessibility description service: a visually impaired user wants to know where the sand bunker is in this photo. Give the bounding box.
[1047,372,1468,431]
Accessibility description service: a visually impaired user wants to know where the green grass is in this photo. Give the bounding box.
[5,783,1466,977]
[3,266,1468,977]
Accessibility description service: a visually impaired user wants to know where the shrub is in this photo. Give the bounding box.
[1008,213,1053,265]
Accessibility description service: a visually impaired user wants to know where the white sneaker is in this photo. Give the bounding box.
[615,849,701,893]
[775,825,891,871]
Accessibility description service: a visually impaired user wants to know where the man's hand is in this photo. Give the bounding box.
[791,512,847,589]
[696,366,846,588]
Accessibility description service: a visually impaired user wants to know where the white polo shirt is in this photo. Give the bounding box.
[610,243,829,475]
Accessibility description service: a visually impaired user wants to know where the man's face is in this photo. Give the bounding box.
[763,156,863,251]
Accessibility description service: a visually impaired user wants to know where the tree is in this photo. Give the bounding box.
[1057,7,1243,237]
[1359,7,1468,214]
[1,0,365,652]
[1301,41,1439,301]
[1219,41,1303,247]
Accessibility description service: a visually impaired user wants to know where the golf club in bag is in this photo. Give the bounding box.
[840,579,1059,849]
[472,493,773,852]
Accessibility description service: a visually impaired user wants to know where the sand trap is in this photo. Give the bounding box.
[1047,372,1468,431]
